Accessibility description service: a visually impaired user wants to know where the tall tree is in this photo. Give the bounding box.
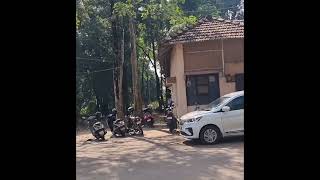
[129,1,143,116]
[77,0,236,122]
[137,0,197,111]
[110,0,125,119]
[114,0,143,116]
[76,0,116,118]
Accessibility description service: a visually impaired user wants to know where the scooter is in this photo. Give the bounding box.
[86,112,107,141]
[143,107,154,128]
[166,104,177,134]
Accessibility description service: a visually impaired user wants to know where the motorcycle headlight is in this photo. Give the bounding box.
[187,116,202,123]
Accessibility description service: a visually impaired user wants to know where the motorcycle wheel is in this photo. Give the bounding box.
[169,128,173,133]
[137,127,144,136]
[100,136,105,141]
[113,130,126,138]
[121,131,126,137]
[169,123,174,133]
[146,121,152,128]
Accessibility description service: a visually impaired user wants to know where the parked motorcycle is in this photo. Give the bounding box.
[107,108,117,132]
[112,107,144,137]
[126,107,144,136]
[166,103,177,133]
[112,118,126,137]
[86,112,107,140]
[142,107,154,128]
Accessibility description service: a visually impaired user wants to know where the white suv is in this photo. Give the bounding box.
[180,91,244,144]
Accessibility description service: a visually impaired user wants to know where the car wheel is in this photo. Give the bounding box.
[200,125,221,144]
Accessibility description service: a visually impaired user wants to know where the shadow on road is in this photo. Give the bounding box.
[77,130,244,180]
[155,128,180,135]
[183,136,244,148]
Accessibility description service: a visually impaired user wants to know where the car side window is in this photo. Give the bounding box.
[226,96,244,111]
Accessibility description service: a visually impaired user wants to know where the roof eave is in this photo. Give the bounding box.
[166,36,244,45]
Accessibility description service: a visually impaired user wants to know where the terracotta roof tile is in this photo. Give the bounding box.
[165,18,244,44]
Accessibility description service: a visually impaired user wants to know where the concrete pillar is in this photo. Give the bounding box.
[174,44,188,117]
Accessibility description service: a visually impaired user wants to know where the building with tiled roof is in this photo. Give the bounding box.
[159,17,244,117]
[164,17,243,44]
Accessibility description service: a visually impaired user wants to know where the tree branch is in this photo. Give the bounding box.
[137,43,154,66]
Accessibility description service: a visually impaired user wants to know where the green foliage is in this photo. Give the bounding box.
[150,101,159,110]
[76,0,115,117]
[180,0,221,18]
[197,1,220,17]
[76,0,243,122]
[80,100,97,116]
[114,1,134,17]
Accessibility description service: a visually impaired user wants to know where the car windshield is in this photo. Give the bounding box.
[204,96,231,110]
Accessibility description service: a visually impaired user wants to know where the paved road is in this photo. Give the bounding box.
[76,129,243,180]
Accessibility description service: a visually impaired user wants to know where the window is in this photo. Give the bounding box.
[196,76,209,95]
[226,96,244,111]
[235,73,244,91]
[205,96,231,110]
[186,74,220,106]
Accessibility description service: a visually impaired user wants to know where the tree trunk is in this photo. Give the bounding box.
[147,72,150,104]
[141,59,145,106]
[118,26,125,116]
[151,41,163,111]
[129,16,143,117]
[110,0,125,119]
[160,72,164,107]
[122,62,129,111]
[96,96,101,112]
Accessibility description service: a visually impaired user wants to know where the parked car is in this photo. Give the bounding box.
[179,91,244,144]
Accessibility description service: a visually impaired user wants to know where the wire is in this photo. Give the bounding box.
[76,57,114,64]
[90,67,120,73]
[77,57,104,61]
[77,67,121,76]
